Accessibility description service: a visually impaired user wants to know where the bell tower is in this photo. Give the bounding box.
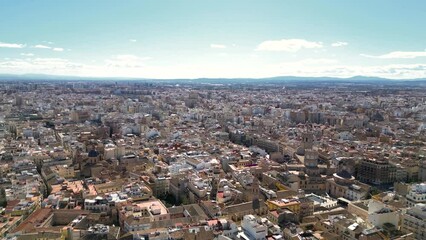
[304,149,319,176]
[302,131,314,150]
[251,178,260,211]
[252,178,259,198]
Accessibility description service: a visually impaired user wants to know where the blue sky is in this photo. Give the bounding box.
[1,0,426,79]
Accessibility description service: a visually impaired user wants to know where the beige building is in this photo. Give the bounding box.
[326,170,370,201]
[222,200,268,222]
[118,199,170,233]
[401,203,426,240]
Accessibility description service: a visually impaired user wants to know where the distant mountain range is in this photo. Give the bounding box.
[0,73,425,83]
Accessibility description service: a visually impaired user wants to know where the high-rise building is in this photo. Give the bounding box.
[14,95,23,107]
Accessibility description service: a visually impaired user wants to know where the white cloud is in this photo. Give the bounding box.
[256,39,323,52]
[331,41,348,47]
[1,55,426,80]
[360,51,426,59]
[0,57,84,75]
[105,54,150,68]
[33,44,67,52]
[0,42,25,48]
[34,44,51,49]
[280,58,338,66]
[20,53,34,57]
[266,62,426,79]
[210,44,227,49]
[129,39,137,42]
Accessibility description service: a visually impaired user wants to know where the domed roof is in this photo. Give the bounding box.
[336,170,352,179]
[88,149,99,158]
[104,143,115,148]
[296,147,305,156]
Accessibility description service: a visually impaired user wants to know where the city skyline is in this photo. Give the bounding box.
[1,2,426,239]
[1,0,426,79]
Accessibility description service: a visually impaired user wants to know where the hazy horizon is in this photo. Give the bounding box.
[1,0,426,79]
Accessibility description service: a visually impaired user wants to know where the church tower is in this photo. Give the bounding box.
[210,176,219,201]
[297,128,315,156]
[252,178,260,211]
[302,131,314,150]
[304,149,320,176]
[252,178,260,198]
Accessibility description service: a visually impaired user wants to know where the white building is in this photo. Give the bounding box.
[241,215,267,240]
[306,193,338,209]
[116,139,126,159]
[85,196,111,213]
[406,183,426,207]
[188,175,210,199]
[367,200,400,228]
[401,203,426,240]
[168,162,191,175]
[103,143,116,160]
[335,131,354,141]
